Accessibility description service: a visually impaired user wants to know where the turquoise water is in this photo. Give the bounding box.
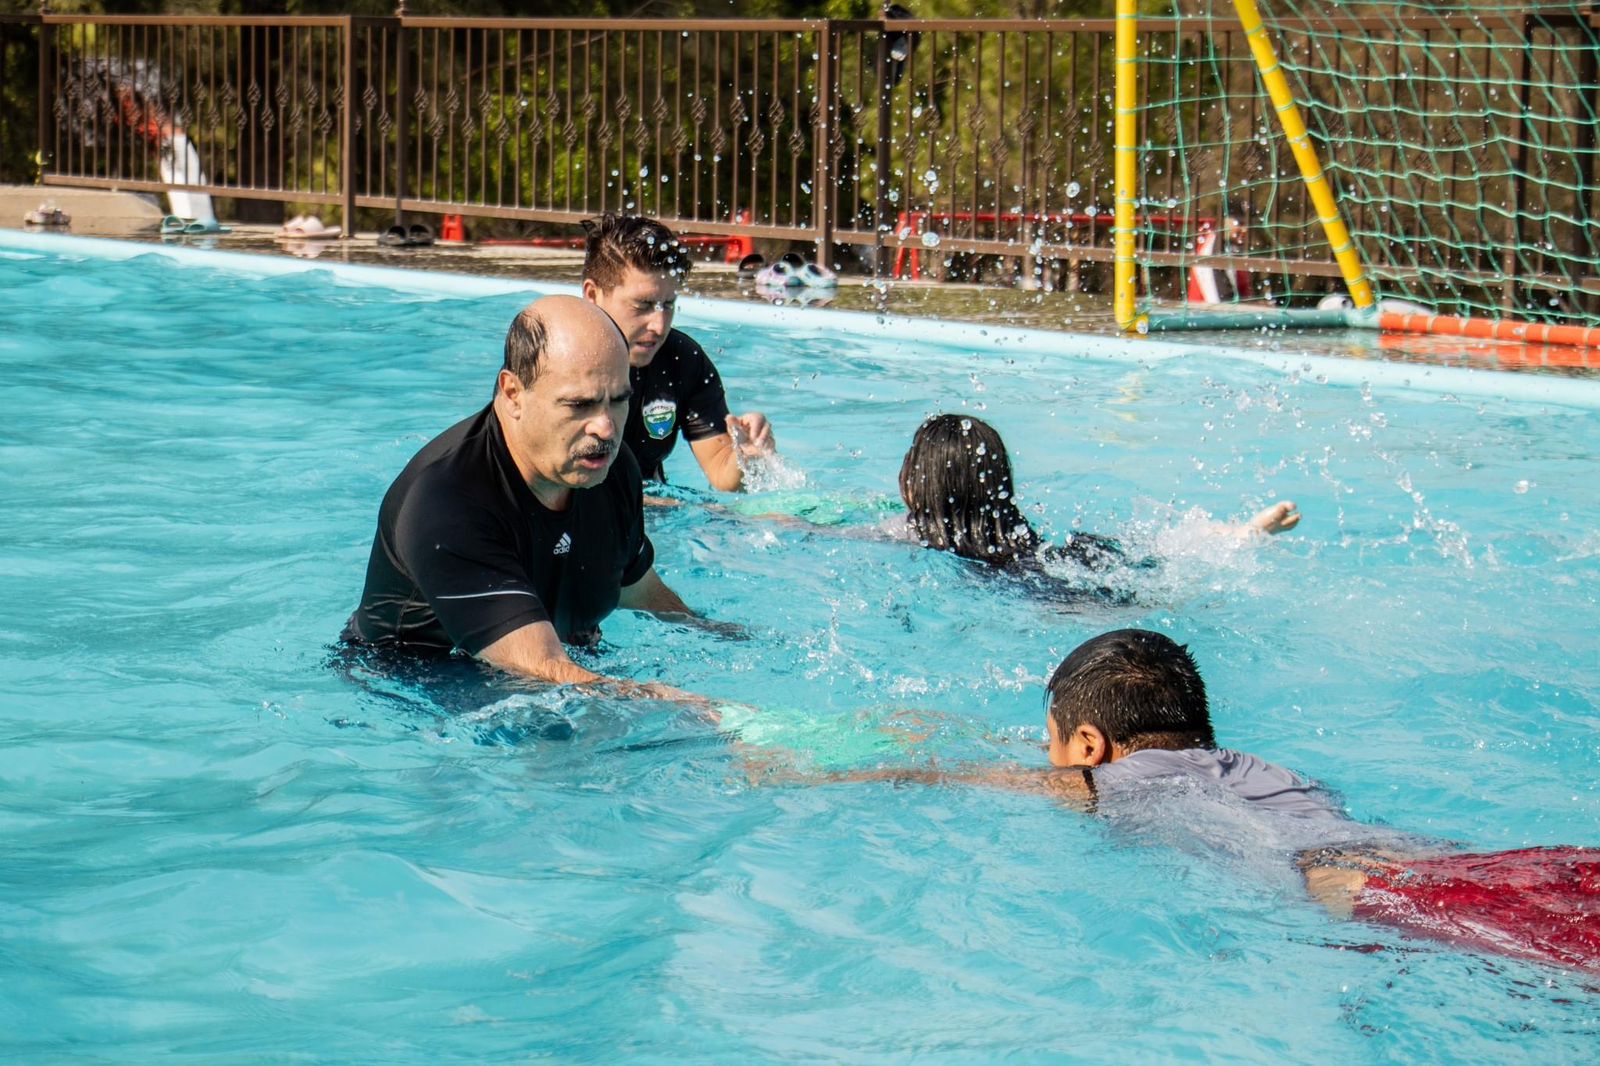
[3,234,1600,1061]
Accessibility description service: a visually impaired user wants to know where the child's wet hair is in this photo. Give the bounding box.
[1046,629,1215,752]
[899,414,1039,568]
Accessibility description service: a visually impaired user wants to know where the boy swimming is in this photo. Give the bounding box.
[782,628,1600,973]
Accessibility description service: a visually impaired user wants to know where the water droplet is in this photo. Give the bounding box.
[1065,181,1081,198]
[921,231,941,248]
[1513,479,1531,494]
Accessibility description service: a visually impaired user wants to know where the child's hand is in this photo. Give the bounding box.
[1247,500,1300,535]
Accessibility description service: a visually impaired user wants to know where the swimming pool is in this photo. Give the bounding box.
[3,231,1599,1060]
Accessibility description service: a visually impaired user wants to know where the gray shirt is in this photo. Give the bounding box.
[1094,748,1346,821]
[1082,747,1403,875]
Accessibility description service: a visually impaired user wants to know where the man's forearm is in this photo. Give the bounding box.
[618,567,695,617]
[688,432,745,492]
[478,624,604,685]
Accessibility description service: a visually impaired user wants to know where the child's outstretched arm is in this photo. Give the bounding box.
[1188,500,1302,543]
[767,763,1099,809]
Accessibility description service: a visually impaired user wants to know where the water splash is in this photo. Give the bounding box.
[738,450,808,492]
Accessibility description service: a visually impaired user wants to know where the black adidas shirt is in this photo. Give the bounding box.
[624,328,732,481]
[345,405,654,654]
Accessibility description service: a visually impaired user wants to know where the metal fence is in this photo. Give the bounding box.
[7,11,1593,294]
[13,12,1134,277]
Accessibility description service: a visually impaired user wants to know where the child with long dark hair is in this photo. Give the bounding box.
[898,413,1299,570]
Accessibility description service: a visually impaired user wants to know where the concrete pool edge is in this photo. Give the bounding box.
[8,228,1600,412]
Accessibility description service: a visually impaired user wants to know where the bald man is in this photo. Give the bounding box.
[344,295,699,687]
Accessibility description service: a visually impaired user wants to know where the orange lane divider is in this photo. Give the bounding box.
[1378,310,1600,351]
[1374,332,1600,371]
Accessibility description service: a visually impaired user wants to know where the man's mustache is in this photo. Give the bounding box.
[575,443,614,461]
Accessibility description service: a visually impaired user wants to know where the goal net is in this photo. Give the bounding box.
[1124,1,1600,329]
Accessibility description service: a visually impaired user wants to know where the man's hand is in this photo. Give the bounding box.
[726,412,776,457]
[671,616,750,641]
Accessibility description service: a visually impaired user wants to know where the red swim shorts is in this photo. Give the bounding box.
[1354,846,1600,972]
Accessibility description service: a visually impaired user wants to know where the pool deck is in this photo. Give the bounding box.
[4,186,1597,379]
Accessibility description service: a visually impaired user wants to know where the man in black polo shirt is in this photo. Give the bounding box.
[344,295,700,688]
[581,213,777,491]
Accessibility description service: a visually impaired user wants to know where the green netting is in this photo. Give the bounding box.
[1133,1,1600,325]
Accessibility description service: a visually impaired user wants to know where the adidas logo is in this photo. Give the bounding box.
[553,532,572,556]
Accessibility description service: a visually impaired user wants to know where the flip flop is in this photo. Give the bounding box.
[294,217,341,240]
[183,220,232,235]
[378,225,409,247]
[22,204,70,227]
[275,214,310,238]
[755,281,836,308]
[797,261,838,288]
[407,224,434,247]
[754,252,807,288]
[160,215,190,235]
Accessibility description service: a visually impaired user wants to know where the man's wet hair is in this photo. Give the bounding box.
[899,414,1040,568]
[501,305,548,386]
[581,213,691,291]
[1046,629,1216,753]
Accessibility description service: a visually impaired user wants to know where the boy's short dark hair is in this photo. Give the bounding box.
[581,213,691,291]
[1046,629,1215,753]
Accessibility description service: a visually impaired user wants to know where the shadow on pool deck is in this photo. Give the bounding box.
[4,186,1597,379]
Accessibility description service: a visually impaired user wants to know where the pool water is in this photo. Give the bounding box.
[3,233,1599,1061]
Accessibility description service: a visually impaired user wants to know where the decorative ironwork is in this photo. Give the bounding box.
[33,10,1546,289]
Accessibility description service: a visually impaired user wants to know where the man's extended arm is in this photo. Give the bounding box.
[618,565,749,640]
[617,565,693,616]
[477,618,706,704]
